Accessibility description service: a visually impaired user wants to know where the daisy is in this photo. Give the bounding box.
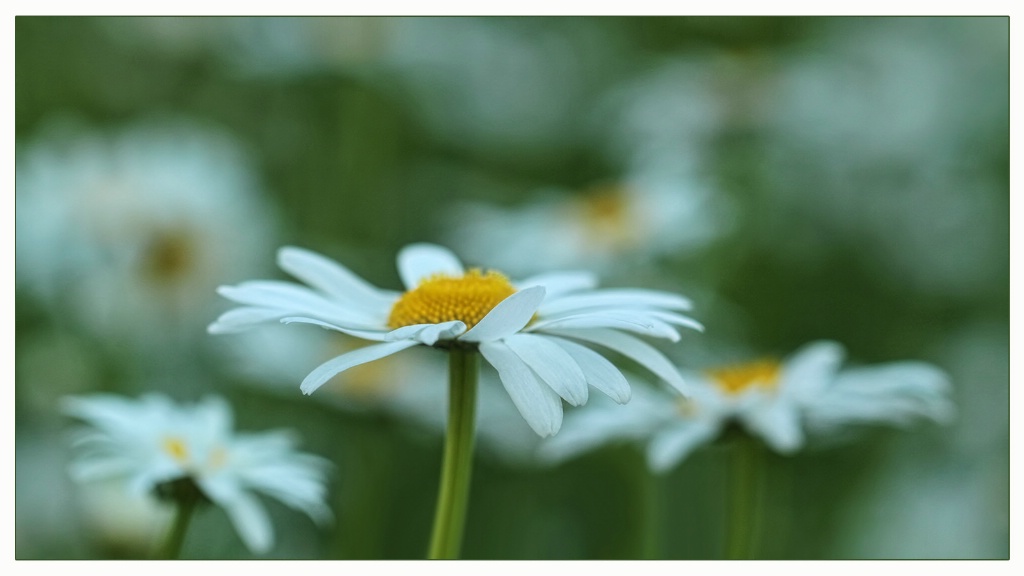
[15,119,279,362]
[209,242,700,558]
[540,341,952,559]
[208,242,701,438]
[61,393,332,557]
[541,341,954,473]
[446,175,731,280]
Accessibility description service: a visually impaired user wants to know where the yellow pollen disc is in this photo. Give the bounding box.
[387,269,516,330]
[143,227,197,283]
[162,436,190,463]
[577,184,640,249]
[706,359,782,395]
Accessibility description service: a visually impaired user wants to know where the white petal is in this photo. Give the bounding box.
[416,321,468,345]
[278,246,398,310]
[646,421,721,474]
[479,341,563,437]
[218,281,382,328]
[782,340,846,401]
[396,243,464,290]
[538,289,693,316]
[280,316,390,341]
[741,402,804,454]
[546,328,689,394]
[805,362,955,431]
[300,340,420,394]
[505,333,588,406]
[546,336,631,404]
[459,286,545,342]
[636,310,705,333]
[386,320,467,346]
[208,307,288,334]
[515,271,598,297]
[530,312,681,341]
[218,491,274,555]
[217,281,340,312]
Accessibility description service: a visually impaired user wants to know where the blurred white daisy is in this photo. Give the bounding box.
[61,393,332,555]
[15,119,278,359]
[447,175,731,279]
[540,341,954,473]
[209,243,702,437]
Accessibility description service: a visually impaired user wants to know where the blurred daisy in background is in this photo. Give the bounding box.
[210,243,701,437]
[540,341,954,472]
[62,393,333,556]
[445,54,743,281]
[15,119,280,364]
[446,175,730,281]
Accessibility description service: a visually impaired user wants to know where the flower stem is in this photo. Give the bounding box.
[725,435,764,560]
[623,448,661,559]
[156,481,202,560]
[427,347,479,560]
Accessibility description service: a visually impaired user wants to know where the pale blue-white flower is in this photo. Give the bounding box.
[62,394,332,555]
[15,119,278,355]
[540,341,954,473]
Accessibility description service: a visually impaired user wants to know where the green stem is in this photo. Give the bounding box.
[156,482,201,560]
[427,347,479,560]
[725,435,764,560]
[625,448,661,559]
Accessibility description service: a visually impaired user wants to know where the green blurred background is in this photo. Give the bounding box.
[15,16,1008,559]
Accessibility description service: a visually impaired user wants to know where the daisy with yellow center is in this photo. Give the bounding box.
[541,341,953,560]
[62,393,332,557]
[209,242,701,558]
[542,340,953,473]
[209,243,701,436]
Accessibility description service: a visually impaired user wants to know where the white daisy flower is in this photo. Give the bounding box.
[540,341,954,473]
[16,119,278,357]
[446,175,731,279]
[61,393,332,555]
[209,243,702,437]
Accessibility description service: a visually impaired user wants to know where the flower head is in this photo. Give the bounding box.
[209,243,702,436]
[540,341,954,473]
[446,177,732,279]
[62,393,332,555]
[16,119,278,356]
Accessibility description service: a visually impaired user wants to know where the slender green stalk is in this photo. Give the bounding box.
[156,481,201,560]
[623,448,661,559]
[725,435,765,560]
[427,347,479,560]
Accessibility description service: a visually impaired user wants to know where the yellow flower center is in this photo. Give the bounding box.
[706,359,782,395]
[162,436,230,471]
[387,269,517,330]
[162,436,190,463]
[577,184,640,250]
[142,227,197,284]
